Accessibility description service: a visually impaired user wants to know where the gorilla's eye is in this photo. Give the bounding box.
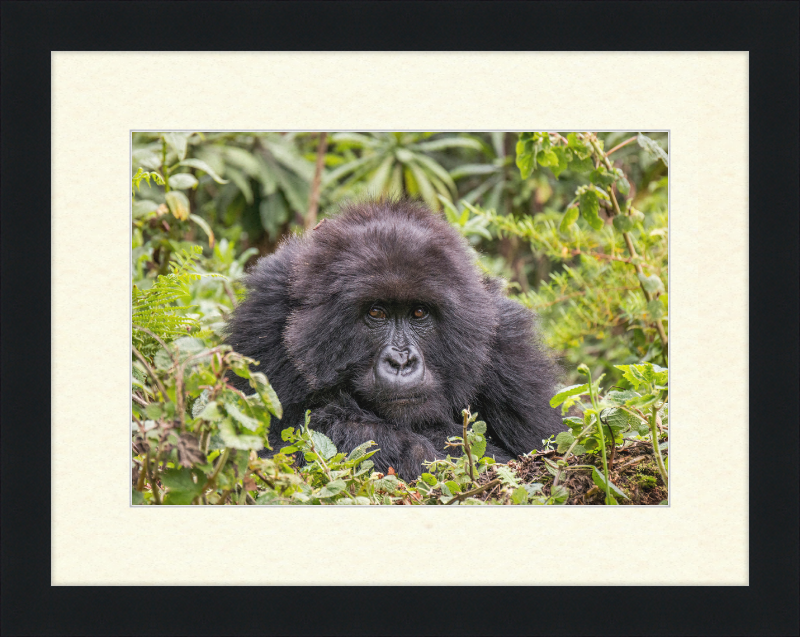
[368,307,387,319]
[412,307,428,319]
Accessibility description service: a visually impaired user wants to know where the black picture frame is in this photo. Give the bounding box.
[2,2,797,635]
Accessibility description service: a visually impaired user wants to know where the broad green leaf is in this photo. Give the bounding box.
[133,199,160,218]
[165,190,190,220]
[647,299,665,320]
[420,473,437,486]
[605,390,640,406]
[550,383,590,407]
[637,133,669,166]
[310,429,337,460]
[179,158,229,184]
[590,167,615,187]
[132,149,161,171]
[602,407,641,432]
[218,418,264,451]
[161,467,206,505]
[591,467,629,500]
[559,205,580,232]
[579,189,603,230]
[613,214,634,233]
[549,484,570,504]
[224,400,260,431]
[346,440,376,461]
[469,435,486,460]
[472,420,487,435]
[495,466,520,487]
[445,480,462,494]
[555,431,575,453]
[153,337,208,370]
[316,479,347,498]
[637,273,665,295]
[511,486,529,504]
[164,132,190,161]
[168,173,198,190]
[617,176,630,195]
[537,149,558,167]
[551,147,569,178]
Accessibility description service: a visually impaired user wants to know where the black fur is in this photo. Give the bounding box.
[226,199,563,480]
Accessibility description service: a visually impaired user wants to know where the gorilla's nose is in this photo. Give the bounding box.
[376,346,424,388]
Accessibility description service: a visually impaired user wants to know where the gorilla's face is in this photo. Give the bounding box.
[283,200,501,429]
[354,300,444,425]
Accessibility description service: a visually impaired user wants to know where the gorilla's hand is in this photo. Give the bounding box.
[309,401,443,481]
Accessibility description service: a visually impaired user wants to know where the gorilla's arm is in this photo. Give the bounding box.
[309,398,512,481]
[308,396,442,480]
[472,297,564,457]
[225,238,310,415]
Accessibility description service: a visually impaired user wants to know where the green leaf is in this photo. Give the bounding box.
[637,273,665,295]
[605,390,640,406]
[179,158,229,184]
[647,299,665,320]
[602,407,641,432]
[569,155,593,172]
[132,149,162,171]
[612,214,634,233]
[445,480,462,494]
[164,132,190,161]
[537,149,558,167]
[550,383,590,407]
[165,190,190,220]
[555,431,575,453]
[591,467,629,500]
[224,400,260,431]
[559,205,580,232]
[218,418,264,451]
[472,420,487,435]
[168,173,198,190]
[316,479,347,498]
[310,430,337,460]
[637,133,669,166]
[549,484,570,504]
[589,167,615,188]
[470,435,487,460]
[617,176,630,195]
[579,189,604,230]
[420,473,437,486]
[511,486,529,504]
[161,467,206,505]
[133,199,160,218]
[550,147,569,178]
[154,337,209,370]
[495,466,520,487]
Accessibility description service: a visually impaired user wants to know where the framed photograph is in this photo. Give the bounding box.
[2,2,796,636]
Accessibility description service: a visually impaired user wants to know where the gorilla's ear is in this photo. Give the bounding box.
[284,303,365,390]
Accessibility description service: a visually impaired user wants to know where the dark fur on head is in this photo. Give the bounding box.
[226,198,563,480]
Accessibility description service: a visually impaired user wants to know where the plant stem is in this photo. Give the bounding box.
[305,132,328,230]
[161,139,170,193]
[586,377,612,504]
[207,447,231,489]
[649,406,668,487]
[445,478,501,504]
[606,135,637,156]
[462,409,476,482]
[131,345,168,400]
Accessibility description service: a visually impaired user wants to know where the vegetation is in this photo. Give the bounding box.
[131,130,669,505]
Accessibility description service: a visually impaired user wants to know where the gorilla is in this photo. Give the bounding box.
[226,198,563,480]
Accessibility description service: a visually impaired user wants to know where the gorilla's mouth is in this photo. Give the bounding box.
[383,394,426,405]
